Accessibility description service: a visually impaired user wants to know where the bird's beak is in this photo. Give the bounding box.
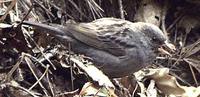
[158,41,176,56]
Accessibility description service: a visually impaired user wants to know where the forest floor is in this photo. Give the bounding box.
[0,0,200,97]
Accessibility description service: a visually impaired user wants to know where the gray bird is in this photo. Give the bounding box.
[21,18,174,78]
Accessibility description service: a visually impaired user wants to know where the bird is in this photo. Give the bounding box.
[20,18,174,78]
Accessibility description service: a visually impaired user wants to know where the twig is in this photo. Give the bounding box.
[6,80,40,97]
[24,56,50,96]
[188,63,198,86]
[0,0,17,21]
[28,65,50,90]
[131,83,138,97]
[68,0,87,18]
[6,54,25,81]
[86,0,103,19]
[161,0,169,41]
[18,3,34,25]
[166,13,184,32]
[118,0,124,19]
[68,43,74,90]
[21,26,57,70]
[33,0,55,22]
[46,72,55,96]
[56,89,79,96]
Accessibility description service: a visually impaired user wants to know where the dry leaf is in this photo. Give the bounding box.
[135,68,200,97]
[70,57,114,89]
[79,82,117,97]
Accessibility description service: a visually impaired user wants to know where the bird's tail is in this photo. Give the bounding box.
[21,21,69,36]
[20,21,79,43]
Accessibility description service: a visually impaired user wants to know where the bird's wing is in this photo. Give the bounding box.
[58,18,141,56]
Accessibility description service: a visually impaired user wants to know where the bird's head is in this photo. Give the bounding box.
[138,23,176,55]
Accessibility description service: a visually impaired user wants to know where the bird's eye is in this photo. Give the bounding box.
[152,37,156,41]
